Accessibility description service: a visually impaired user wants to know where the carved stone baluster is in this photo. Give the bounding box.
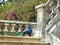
[4,23,9,32]
[10,24,15,32]
[18,24,21,32]
[4,23,9,35]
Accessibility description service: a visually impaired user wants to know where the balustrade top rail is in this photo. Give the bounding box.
[0,20,37,25]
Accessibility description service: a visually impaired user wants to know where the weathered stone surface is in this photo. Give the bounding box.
[0,42,50,45]
[0,36,50,45]
[0,36,41,43]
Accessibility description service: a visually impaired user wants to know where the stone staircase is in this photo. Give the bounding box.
[0,36,50,45]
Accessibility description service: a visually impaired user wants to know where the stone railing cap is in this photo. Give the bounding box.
[0,20,37,25]
[35,0,51,9]
[35,4,45,9]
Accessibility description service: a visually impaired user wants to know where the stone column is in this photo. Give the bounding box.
[35,4,49,38]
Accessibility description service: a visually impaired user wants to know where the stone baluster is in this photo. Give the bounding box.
[4,23,9,35]
[18,24,21,32]
[4,23,9,32]
[10,24,15,32]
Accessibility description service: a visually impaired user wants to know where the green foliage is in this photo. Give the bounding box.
[0,2,15,19]
[0,0,47,22]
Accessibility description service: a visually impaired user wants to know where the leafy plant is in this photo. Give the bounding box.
[0,0,47,22]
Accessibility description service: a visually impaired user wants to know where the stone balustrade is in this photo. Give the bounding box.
[0,20,37,36]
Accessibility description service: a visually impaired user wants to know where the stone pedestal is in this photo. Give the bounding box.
[35,4,49,38]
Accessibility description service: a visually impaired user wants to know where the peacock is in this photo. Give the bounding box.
[23,23,32,36]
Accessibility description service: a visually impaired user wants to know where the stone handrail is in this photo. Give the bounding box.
[0,20,37,25]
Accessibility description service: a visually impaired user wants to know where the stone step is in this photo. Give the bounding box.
[0,36,50,45]
[0,41,50,45]
[0,36,41,42]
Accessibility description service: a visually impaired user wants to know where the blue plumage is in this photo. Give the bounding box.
[23,23,32,36]
[27,23,32,33]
